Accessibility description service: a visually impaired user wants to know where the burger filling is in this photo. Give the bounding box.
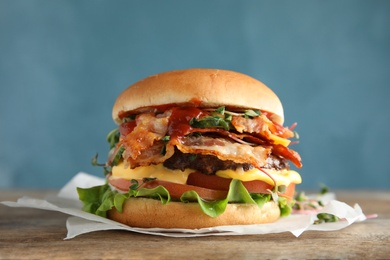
[164,149,289,175]
[78,106,302,219]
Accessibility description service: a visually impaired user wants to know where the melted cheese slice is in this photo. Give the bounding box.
[269,133,291,147]
[112,162,302,187]
[216,168,301,186]
[111,162,194,184]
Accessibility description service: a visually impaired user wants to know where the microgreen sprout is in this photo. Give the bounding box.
[91,153,111,175]
[293,184,340,224]
[243,109,261,118]
[315,213,339,224]
[106,128,120,149]
[129,178,157,191]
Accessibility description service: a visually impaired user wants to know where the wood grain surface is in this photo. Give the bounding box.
[1,190,389,259]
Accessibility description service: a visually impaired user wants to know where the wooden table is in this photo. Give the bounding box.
[1,190,389,259]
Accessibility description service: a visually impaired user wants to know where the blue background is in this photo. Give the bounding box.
[1,1,389,189]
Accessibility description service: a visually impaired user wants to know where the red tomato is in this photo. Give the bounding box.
[108,172,295,201]
[187,172,274,194]
[108,176,134,192]
[143,180,228,201]
[108,176,227,201]
[186,172,232,191]
[281,183,295,201]
[186,172,295,200]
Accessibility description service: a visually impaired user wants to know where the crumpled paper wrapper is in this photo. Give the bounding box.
[2,172,368,239]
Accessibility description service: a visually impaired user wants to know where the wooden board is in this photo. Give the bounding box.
[1,190,389,259]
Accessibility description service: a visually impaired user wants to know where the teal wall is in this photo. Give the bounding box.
[1,0,389,189]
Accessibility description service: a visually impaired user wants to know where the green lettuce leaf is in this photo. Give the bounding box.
[77,185,114,217]
[77,179,292,219]
[180,179,270,217]
[77,184,171,216]
[278,196,293,217]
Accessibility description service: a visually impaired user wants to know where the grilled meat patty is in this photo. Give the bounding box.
[163,149,289,175]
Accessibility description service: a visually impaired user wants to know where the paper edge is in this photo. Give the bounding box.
[1,172,369,239]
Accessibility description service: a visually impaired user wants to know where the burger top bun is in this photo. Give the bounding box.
[112,68,284,125]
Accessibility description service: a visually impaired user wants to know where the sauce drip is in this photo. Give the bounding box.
[168,107,206,138]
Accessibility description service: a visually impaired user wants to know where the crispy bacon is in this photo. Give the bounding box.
[208,129,301,168]
[121,112,169,164]
[274,122,295,138]
[231,114,294,139]
[118,107,301,169]
[272,144,302,168]
[125,141,175,168]
[231,114,269,134]
[175,136,270,169]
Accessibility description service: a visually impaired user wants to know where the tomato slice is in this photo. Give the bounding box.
[108,176,135,192]
[108,172,295,201]
[186,172,232,191]
[143,180,228,201]
[281,183,295,201]
[187,172,274,193]
[108,176,227,201]
[187,172,295,200]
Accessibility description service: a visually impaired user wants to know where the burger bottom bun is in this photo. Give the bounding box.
[107,197,280,229]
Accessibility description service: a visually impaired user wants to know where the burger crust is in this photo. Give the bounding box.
[112,68,284,124]
[107,197,280,229]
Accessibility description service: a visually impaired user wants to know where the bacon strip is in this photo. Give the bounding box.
[121,112,169,166]
[231,114,269,134]
[118,108,301,169]
[125,141,175,168]
[231,114,294,140]
[175,136,270,169]
[272,144,302,168]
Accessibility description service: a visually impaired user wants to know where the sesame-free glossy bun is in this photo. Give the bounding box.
[112,68,284,124]
[107,197,280,229]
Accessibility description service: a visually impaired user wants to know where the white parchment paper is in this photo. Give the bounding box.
[1,172,368,239]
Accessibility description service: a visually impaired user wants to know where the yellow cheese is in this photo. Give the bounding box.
[269,133,291,147]
[216,168,302,186]
[111,162,193,184]
[112,162,302,187]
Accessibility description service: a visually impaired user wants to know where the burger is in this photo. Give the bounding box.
[77,68,302,229]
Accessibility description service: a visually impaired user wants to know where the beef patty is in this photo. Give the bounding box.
[163,149,290,175]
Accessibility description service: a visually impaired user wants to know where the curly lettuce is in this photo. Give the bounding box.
[77,179,293,219]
